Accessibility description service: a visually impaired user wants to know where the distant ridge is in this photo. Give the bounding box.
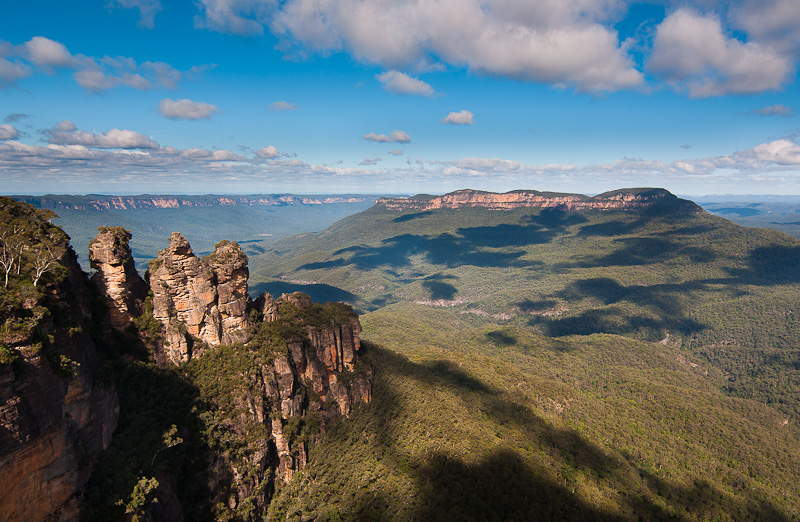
[12,194,373,211]
[378,188,702,212]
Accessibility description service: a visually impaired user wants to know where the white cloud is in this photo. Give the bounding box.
[45,121,160,149]
[0,57,32,87]
[389,149,404,156]
[0,124,19,140]
[442,110,474,125]
[359,157,381,165]
[747,139,800,166]
[158,98,220,120]
[110,0,163,29]
[270,100,298,111]
[24,36,74,69]
[194,0,270,36]
[732,0,800,54]
[2,133,800,194]
[363,130,411,144]
[255,145,283,158]
[376,71,435,97]
[751,104,794,117]
[181,148,244,161]
[1,36,200,92]
[73,69,115,91]
[194,0,642,93]
[648,9,792,97]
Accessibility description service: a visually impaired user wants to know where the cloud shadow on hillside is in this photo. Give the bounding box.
[526,277,709,339]
[298,222,563,272]
[351,345,793,522]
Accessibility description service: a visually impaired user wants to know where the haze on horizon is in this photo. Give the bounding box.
[1,0,799,196]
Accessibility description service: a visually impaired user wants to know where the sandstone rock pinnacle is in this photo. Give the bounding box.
[148,233,251,363]
[88,227,147,329]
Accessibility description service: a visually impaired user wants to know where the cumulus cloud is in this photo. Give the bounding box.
[270,100,298,111]
[158,98,220,120]
[45,120,160,149]
[442,110,474,125]
[389,149,404,156]
[362,130,411,144]
[193,0,642,93]
[732,0,800,54]
[751,104,794,117]
[359,157,381,165]
[648,9,793,97]
[0,57,32,87]
[376,71,435,97]
[0,124,19,140]
[255,145,283,158]
[0,36,202,92]
[24,36,74,69]
[110,0,163,29]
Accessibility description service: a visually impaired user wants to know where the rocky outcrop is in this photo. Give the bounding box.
[88,227,147,329]
[242,292,372,485]
[207,240,251,346]
[147,233,251,363]
[0,247,119,522]
[378,188,702,212]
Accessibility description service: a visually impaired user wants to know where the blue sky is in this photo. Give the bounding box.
[1,0,799,195]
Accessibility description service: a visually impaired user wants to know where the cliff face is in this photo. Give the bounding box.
[0,247,119,522]
[89,227,147,329]
[202,291,372,518]
[17,194,371,211]
[147,233,251,363]
[378,188,701,212]
[137,233,371,515]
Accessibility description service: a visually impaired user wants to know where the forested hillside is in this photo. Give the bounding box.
[250,189,800,520]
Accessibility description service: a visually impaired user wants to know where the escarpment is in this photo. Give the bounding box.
[378,188,702,212]
[0,199,118,522]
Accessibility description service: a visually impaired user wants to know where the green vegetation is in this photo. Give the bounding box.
[83,296,357,521]
[0,197,75,370]
[249,196,800,519]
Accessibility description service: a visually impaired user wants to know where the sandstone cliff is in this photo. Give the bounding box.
[378,188,701,212]
[89,226,147,329]
[16,194,371,211]
[0,216,119,522]
[200,291,372,518]
[147,233,252,363]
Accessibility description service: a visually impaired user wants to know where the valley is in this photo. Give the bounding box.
[2,188,800,520]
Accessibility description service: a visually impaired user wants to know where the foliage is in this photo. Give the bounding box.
[121,476,159,522]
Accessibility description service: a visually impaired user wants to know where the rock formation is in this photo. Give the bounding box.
[0,246,119,522]
[147,233,251,363]
[378,188,702,212]
[223,291,372,491]
[88,226,147,329]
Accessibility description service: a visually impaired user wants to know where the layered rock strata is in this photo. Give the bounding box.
[147,233,251,363]
[88,227,147,329]
[378,188,701,212]
[248,292,372,484]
